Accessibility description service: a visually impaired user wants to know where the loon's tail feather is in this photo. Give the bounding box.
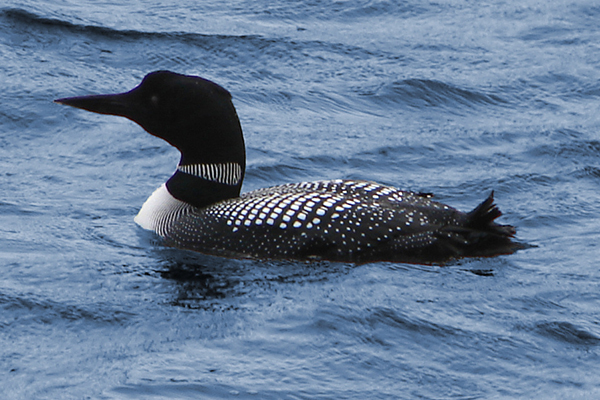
[428,191,523,262]
[465,191,516,237]
[435,191,527,259]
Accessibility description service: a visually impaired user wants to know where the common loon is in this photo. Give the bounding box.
[56,71,521,264]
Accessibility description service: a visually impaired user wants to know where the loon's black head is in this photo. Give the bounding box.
[55,70,245,167]
[56,71,246,208]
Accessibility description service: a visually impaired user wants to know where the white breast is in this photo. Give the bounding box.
[134,184,193,237]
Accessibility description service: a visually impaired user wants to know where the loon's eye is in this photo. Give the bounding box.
[150,95,160,107]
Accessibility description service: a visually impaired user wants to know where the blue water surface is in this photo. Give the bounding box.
[1,0,600,398]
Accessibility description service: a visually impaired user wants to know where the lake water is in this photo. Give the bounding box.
[1,0,600,398]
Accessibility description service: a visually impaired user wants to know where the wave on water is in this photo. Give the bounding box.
[533,321,600,346]
[0,290,133,326]
[358,79,508,112]
[0,7,377,59]
[0,7,257,45]
[1,6,389,93]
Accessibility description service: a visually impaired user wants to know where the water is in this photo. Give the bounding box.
[1,0,600,398]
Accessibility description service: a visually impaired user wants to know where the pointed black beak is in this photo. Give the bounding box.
[55,91,135,118]
[55,85,163,141]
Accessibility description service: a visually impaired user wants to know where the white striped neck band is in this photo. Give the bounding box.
[177,163,243,186]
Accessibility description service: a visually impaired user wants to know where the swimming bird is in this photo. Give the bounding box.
[55,71,521,264]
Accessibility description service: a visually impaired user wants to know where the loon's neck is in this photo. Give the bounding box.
[134,161,244,235]
[166,161,245,209]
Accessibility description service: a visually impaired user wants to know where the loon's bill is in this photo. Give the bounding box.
[56,71,523,264]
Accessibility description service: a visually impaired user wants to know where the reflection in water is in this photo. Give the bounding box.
[153,247,353,310]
